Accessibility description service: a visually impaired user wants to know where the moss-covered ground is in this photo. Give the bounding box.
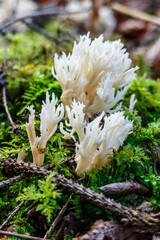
[0,21,160,239]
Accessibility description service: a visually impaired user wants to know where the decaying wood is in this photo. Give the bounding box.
[74,220,152,240]
[55,212,84,240]
[99,181,149,197]
[0,173,27,189]
[136,201,153,213]
[2,158,160,233]
[0,201,25,230]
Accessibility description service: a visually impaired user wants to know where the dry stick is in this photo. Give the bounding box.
[0,201,25,230]
[2,35,20,136]
[44,194,73,239]
[0,173,27,189]
[2,158,160,233]
[0,230,48,240]
[0,8,91,33]
[60,154,75,166]
[23,201,38,216]
[2,86,15,129]
[110,2,160,27]
[22,20,59,42]
[2,86,19,134]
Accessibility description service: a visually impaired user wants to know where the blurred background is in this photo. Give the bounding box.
[0,0,160,78]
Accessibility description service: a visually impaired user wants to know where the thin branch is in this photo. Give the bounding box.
[62,143,75,148]
[2,86,21,137]
[110,2,160,27]
[23,201,38,216]
[1,32,20,133]
[0,9,91,33]
[1,37,21,136]
[0,201,25,230]
[0,230,48,240]
[2,86,16,129]
[44,194,72,239]
[60,154,75,166]
[22,20,59,42]
[0,173,27,189]
[2,158,160,233]
[0,33,20,137]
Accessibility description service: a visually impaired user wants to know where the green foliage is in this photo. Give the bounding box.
[85,145,151,191]
[133,54,151,76]
[112,145,151,180]
[17,173,61,222]
[0,124,31,159]
[124,75,160,125]
[72,195,103,223]
[17,69,62,116]
[46,132,73,165]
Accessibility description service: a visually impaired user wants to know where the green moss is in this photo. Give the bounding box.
[124,75,160,125]
[17,173,61,223]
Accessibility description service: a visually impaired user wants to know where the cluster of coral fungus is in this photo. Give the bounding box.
[26,33,137,175]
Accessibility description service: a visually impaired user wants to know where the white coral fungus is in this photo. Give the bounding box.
[52,33,138,114]
[26,92,64,167]
[60,101,133,175]
[129,94,137,113]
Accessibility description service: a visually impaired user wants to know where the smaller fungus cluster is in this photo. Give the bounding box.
[25,92,64,167]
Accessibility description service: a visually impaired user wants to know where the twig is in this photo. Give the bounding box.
[2,85,21,137]
[0,201,25,230]
[60,154,75,166]
[0,173,27,189]
[1,40,21,136]
[22,20,59,42]
[110,2,160,27]
[62,143,75,148]
[0,230,48,240]
[23,202,38,216]
[0,9,91,33]
[44,194,72,239]
[1,32,20,136]
[2,158,160,233]
[1,33,20,136]
[2,86,16,129]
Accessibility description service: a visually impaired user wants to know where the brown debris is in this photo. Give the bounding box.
[153,232,160,240]
[99,181,149,197]
[56,212,84,240]
[74,220,152,240]
[118,19,149,39]
[146,37,160,71]
[136,201,153,213]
